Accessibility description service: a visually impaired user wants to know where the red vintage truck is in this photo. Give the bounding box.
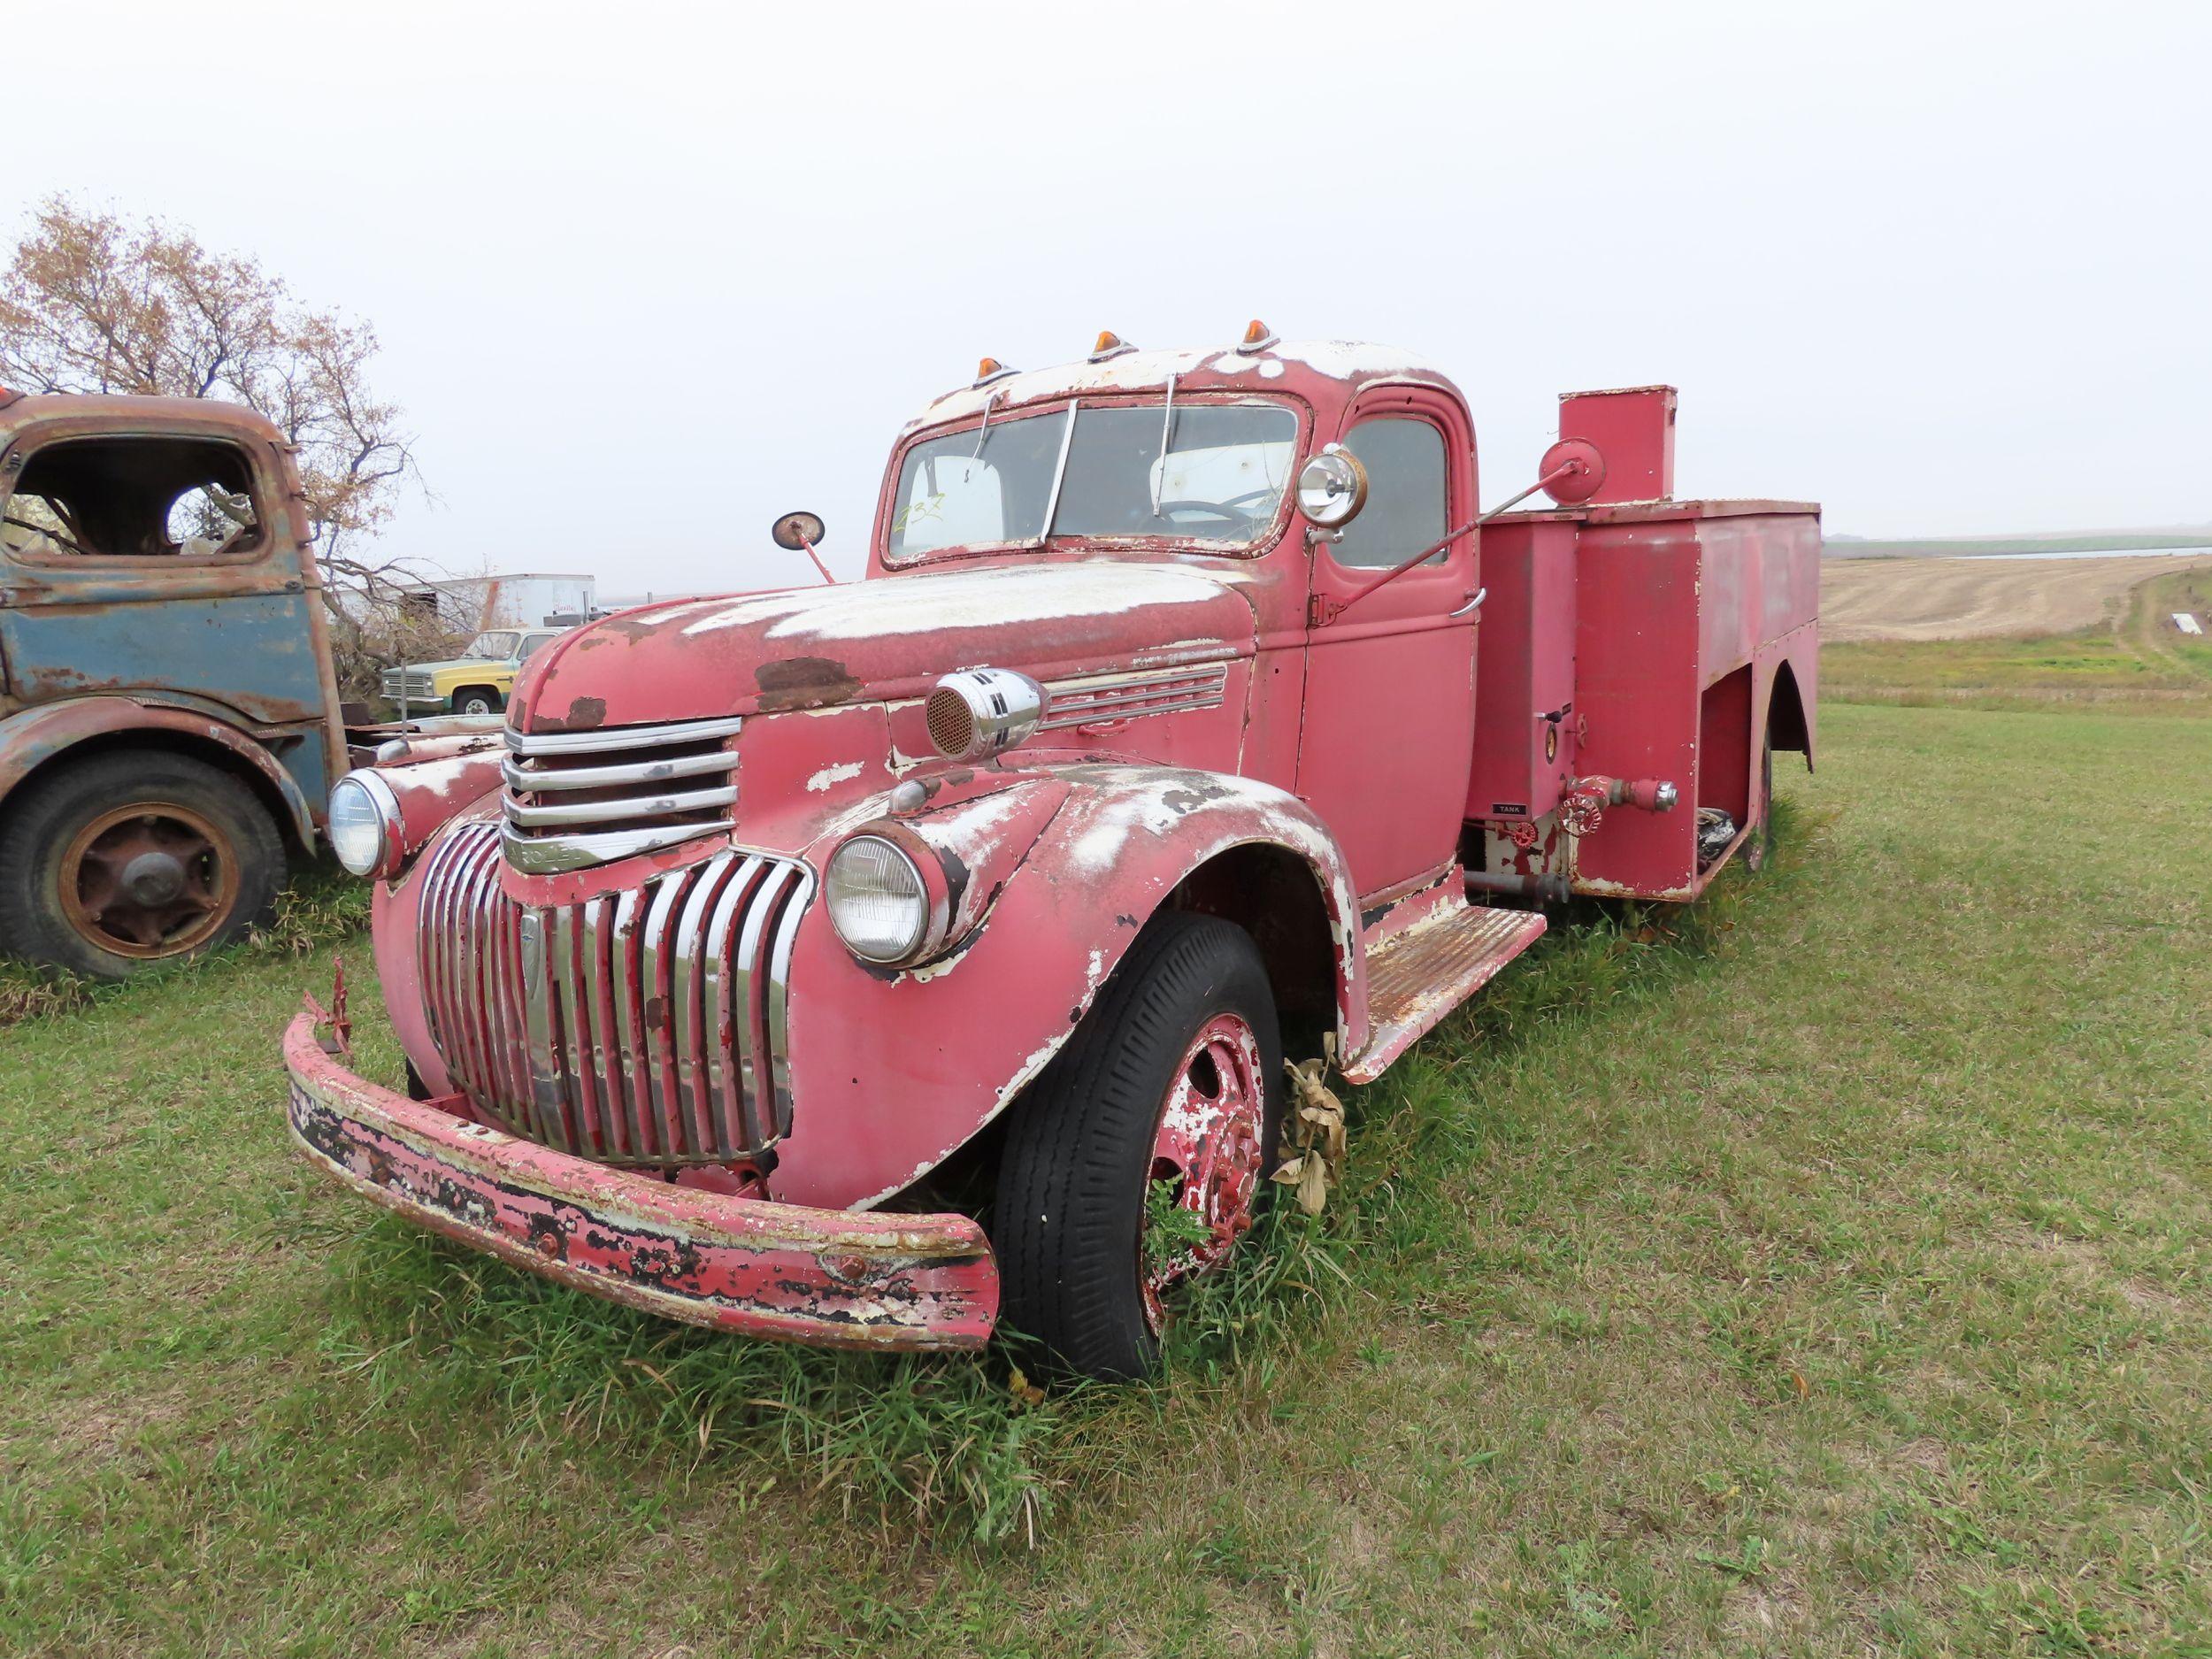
[283,328,1818,1379]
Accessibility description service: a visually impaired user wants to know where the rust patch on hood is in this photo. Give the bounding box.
[756,657,864,712]
[534,695,608,731]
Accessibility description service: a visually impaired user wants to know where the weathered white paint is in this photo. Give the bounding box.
[1271,340,1440,379]
[680,560,1242,641]
[909,340,1447,429]
[805,760,865,793]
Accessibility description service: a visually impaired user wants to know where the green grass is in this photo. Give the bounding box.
[1825,565,2212,713]
[4,702,2211,1655]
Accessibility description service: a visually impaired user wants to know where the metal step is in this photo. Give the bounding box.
[1344,903,1548,1083]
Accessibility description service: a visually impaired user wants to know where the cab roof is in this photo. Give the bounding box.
[0,390,287,448]
[907,338,1457,434]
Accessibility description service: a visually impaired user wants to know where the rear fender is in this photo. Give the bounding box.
[772,764,1363,1209]
[0,694,318,844]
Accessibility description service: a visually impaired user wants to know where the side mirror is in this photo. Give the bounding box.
[771,511,834,584]
[770,511,826,551]
[1295,445,1368,532]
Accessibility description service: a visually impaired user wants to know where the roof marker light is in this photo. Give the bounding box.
[973,357,1017,388]
[1240,319,1279,350]
[1088,331,1136,362]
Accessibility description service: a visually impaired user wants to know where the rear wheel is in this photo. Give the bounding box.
[995,912,1283,1380]
[0,751,284,979]
[451,687,503,716]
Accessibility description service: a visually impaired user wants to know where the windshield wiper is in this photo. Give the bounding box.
[1148,374,1176,520]
[1034,399,1079,546]
[964,389,1002,480]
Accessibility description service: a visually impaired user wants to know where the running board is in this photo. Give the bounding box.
[1343,905,1548,1083]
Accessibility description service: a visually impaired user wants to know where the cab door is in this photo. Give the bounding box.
[0,425,336,803]
[1293,387,1480,900]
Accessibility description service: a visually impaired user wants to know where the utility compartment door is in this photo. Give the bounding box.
[1567,521,1701,898]
[1466,517,1578,826]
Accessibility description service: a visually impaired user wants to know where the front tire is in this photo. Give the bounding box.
[451,687,503,717]
[0,751,284,979]
[995,912,1283,1380]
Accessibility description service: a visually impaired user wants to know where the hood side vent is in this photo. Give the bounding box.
[1037,662,1229,731]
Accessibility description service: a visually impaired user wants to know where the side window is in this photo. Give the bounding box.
[517,633,557,661]
[1327,419,1447,570]
[0,434,264,561]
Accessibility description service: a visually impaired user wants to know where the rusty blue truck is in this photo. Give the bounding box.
[0,386,480,978]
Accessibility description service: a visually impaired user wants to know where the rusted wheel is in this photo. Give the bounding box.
[1140,1011,1269,1335]
[0,751,283,979]
[995,913,1283,1380]
[59,800,241,957]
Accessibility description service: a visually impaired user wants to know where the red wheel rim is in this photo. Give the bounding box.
[1141,1011,1267,1334]
[58,801,238,959]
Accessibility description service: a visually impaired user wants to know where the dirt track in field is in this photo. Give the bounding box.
[1819,554,2212,642]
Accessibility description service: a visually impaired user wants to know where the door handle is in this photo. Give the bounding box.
[1448,587,1486,619]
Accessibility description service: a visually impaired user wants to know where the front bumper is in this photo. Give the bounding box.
[280,1011,1000,1351]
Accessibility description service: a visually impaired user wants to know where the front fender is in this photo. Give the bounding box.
[0,695,319,844]
[772,763,1362,1210]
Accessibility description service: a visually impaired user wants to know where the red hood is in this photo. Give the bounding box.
[512,560,1260,732]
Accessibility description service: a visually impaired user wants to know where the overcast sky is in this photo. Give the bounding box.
[16,2,2209,591]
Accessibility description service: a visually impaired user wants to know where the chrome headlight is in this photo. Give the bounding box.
[924,667,1044,761]
[825,832,947,965]
[327,770,402,879]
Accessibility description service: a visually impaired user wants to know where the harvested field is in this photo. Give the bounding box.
[1818,553,2212,642]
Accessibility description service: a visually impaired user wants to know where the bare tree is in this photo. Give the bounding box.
[0,196,455,699]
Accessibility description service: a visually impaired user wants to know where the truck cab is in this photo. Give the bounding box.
[286,327,1819,1379]
[0,390,349,976]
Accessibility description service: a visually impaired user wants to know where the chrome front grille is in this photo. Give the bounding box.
[1039,662,1229,730]
[417,821,813,1168]
[501,715,743,873]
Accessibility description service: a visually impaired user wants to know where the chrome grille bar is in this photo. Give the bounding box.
[416,827,811,1168]
[503,715,747,757]
[500,749,736,792]
[505,783,741,829]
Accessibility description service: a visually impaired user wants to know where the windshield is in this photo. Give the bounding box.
[463,631,519,660]
[887,399,1297,560]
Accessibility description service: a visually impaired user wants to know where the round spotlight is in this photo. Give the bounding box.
[1295,444,1370,528]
